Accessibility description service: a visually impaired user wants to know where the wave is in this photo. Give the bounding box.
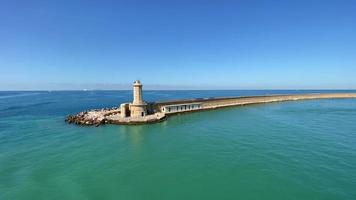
[0,92,42,99]
[0,102,53,111]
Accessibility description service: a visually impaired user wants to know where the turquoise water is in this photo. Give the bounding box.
[1,90,356,199]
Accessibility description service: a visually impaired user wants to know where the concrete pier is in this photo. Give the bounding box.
[157,93,356,114]
[66,92,356,126]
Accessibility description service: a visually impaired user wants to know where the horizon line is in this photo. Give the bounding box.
[1,88,356,92]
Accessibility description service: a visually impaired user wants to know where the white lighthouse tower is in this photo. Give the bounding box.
[129,80,147,117]
[132,80,144,105]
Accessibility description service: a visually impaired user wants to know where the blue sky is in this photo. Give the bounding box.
[1,0,356,90]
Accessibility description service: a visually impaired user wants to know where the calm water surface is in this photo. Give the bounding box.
[1,90,356,199]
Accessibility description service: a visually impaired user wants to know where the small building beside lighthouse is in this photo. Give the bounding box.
[120,80,147,118]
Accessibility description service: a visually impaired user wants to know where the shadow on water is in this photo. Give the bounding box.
[120,125,146,146]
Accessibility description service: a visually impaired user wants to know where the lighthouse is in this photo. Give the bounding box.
[133,80,144,105]
[129,80,147,117]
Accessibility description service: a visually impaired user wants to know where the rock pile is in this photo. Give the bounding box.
[65,108,118,126]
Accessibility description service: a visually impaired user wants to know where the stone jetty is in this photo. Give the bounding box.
[65,81,356,126]
[65,107,166,126]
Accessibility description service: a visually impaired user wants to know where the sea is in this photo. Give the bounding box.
[1,90,356,200]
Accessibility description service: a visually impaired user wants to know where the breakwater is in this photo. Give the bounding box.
[66,93,356,126]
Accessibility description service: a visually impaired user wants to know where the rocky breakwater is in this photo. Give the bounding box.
[65,107,120,126]
[65,107,166,126]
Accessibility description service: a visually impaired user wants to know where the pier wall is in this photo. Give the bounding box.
[156,93,356,115]
[66,93,356,126]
